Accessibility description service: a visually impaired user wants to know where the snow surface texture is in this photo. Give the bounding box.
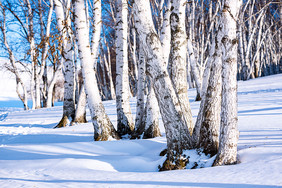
[0,74,282,187]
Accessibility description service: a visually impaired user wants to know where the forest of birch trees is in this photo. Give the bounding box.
[0,0,281,170]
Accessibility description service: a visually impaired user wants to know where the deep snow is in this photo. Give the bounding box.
[0,74,282,187]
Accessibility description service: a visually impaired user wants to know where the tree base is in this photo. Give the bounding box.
[94,130,120,141]
[195,93,202,101]
[71,115,87,125]
[159,154,188,171]
[117,122,134,138]
[158,149,188,171]
[54,115,69,128]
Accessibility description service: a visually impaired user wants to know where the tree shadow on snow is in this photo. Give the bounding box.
[0,178,281,188]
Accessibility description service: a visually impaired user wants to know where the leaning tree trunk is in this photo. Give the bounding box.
[133,0,193,171]
[196,36,222,156]
[54,0,76,128]
[169,0,194,134]
[115,0,134,137]
[213,0,241,166]
[73,0,119,140]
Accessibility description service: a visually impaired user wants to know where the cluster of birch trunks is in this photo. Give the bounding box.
[0,0,281,170]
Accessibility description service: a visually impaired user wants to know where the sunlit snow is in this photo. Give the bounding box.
[0,74,282,187]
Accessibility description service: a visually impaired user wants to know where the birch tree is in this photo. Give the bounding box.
[142,79,161,139]
[213,0,242,166]
[116,0,134,136]
[38,0,53,108]
[169,0,194,135]
[72,70,87,124]
[134,42,146,132]
[195,35,222,155]
[54,0,76,128]
[73,0,120,140]
[133,0,193,170]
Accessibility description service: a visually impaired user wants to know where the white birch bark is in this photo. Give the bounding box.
[103,47,116,100]
[73,0,119,140]
[133,0,192,169]
[54,0,76,128]
[134,43,146,131]
[39,0,53,108]
[90,0,102,66]
[73,71,87,124]
[116,0,134,136]
[142,79,161,139]
[24,0,39,109]
[197,38,222,155]
[214,0,242,166]
[187,39,202,101]
[46,60,63,108]
[160,0,171,64]
[169,0,194,134]
[192,37,222,149]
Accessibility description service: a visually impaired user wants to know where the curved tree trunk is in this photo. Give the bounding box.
[134,0,192,171]
[73,0,119,140]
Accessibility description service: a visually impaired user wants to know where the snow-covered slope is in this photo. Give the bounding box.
[0,74,282,187]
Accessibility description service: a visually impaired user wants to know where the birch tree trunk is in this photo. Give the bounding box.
[197,38,222,156]
[116,0,134,136]
[39,0,53,108]
[72,70,87,124]
[214,0,241,166]
[160,1,171,65]
[54,0,76,128]
[142,79,161,139]
[73,0,119,140]
[46,60,63,108]
[187,39,202,101]
[134,0,192,170]
[25,0,39,109]
[169,0,194,134]
[134,43,146,132]
[133,46,161,139]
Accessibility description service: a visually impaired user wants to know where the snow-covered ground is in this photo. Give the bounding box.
[0,74,282,187]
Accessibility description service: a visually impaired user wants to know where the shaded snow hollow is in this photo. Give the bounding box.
[0,74,282,187]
